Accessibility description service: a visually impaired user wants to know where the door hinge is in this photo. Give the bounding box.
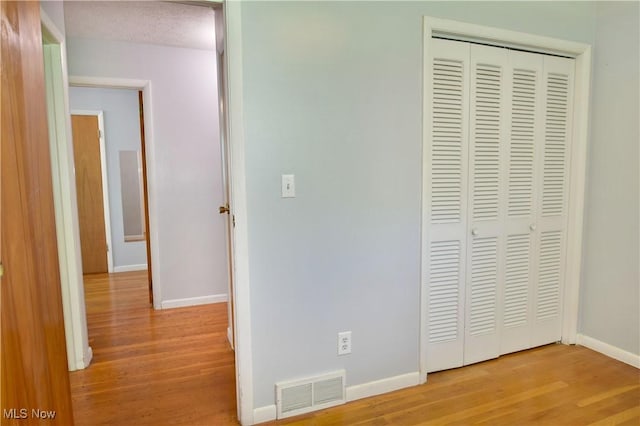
[0,263,4,278]
[232,215,236,228]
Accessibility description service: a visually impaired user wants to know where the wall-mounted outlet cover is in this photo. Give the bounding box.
[338,331,351,355]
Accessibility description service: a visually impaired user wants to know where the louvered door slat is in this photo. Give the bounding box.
[423,39,470,373]
[432,58,465,224]
[542,73,570,217]
[428,241,461,343]
[508,68,537,217]
[464,45,506,367]
[532,55,573,347]
[472,63,501,222]
[536,231,562,319]
[469,237,498,335]
[503,234,531,328]
[501,51,542,356]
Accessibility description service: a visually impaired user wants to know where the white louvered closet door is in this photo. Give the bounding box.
[423,39,575,373]
[463,45,508,365]
[423,38,470,373]
[500,51,544,355]
[531,55,574,346]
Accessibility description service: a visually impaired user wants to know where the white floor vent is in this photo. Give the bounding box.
[276,370,346,419]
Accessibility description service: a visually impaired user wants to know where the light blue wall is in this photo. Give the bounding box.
[239,1,597,408]
[67,38,228,303]
[69,86,147,270]
[41,0,66,35]
[580,1,640,356]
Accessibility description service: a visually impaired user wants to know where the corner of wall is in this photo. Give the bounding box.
[576,334,640,369]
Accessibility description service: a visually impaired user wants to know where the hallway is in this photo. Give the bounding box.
[69,272,237,425]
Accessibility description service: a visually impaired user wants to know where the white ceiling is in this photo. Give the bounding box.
[63,1,217,51]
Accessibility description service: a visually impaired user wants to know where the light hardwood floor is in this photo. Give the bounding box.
[69,271,237,425]
[71,272,639,425]
[269,344,639,426]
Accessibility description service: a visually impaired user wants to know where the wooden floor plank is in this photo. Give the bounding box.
[69,272,237,426]
[270,346,639,426]
[69,271,639,425]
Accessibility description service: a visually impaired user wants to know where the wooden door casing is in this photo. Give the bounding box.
[138,91,153,305]
[1,1,74,423]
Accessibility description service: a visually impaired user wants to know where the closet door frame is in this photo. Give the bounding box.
[420,16,592,383]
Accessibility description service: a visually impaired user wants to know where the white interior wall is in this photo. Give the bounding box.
[579,1,640,356]
[41,0,66,34]
[66,37,228,303]
[69,86,148,271]
[237,0,598,410]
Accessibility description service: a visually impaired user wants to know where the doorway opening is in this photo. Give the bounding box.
[42,0,238,420]
[69,87,152,307]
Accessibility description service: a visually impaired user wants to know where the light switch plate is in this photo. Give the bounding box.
[282,174,295,198]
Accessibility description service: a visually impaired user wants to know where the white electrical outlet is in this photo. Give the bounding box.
[337,331,351,355]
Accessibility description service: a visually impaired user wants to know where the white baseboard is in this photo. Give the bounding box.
[74,345,93,370]
[251,371,420,424]
[577,333,640,369]
[346,371,420,402]
[160,294,227,309]
[82,345,93,369]
[113,264,148,273]
[227,327,235,350]
[252,405,276,424]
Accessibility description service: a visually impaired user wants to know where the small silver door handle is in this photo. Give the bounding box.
[471,228,478,236]
[529,224,536,231]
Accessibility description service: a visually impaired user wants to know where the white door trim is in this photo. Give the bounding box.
[70,110,114,274]
[68,77,162,309]
[224,1,254,424]
[41,8,92,371]
[421,16,592,382]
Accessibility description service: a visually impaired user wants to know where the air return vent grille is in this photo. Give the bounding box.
[276,371,346,419]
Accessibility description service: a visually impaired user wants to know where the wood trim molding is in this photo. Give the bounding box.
[562,47,592,345]
[224,1,255,423]
[69,76,149,89]
[113,264,148,273]
[41,7,92,373]
[252,405,277,424]
[68,77,162,309]
[577,334,640,369]
[252,371,421,423]
[346,372,420,402]
[160,294,228,309]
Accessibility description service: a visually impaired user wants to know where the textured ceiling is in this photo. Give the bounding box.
[64,1,217,51]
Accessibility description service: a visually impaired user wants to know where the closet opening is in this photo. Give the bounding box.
[420,16,592,383]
